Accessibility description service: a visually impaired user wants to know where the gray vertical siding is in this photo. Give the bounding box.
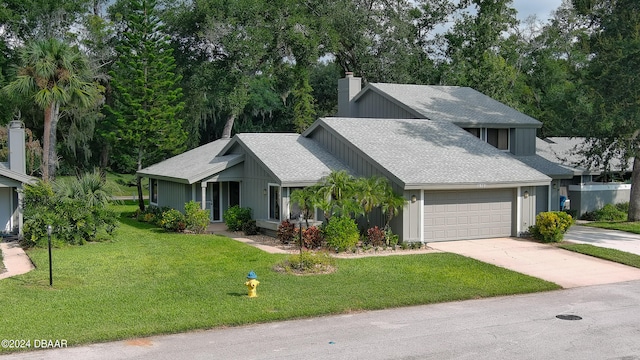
[536,185,550,213]
[355,92,417,119]
[157,180,190,212]
[510,128,537,156]
[240,154,277,220]
[520,187,536,232]
[310,127,390,180]
[401,190,420,242]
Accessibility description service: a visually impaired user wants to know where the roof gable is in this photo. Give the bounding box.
[357,83,541,128]
[221,133,351,186]
[308,117,549,189]
[137,139,235,184]
[0,164,37,185]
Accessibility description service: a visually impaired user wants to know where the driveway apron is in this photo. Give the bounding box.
[429,237,640,288]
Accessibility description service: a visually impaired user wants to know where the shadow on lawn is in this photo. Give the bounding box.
[117,215,165,233]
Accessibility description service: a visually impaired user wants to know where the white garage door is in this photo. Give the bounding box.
[424,189,513,242]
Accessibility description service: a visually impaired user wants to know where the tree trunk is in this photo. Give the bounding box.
[48,101,60,181]
[221,113,236,139]
[42,105,52,181]
[100,143,110,169]
[628,157,640,221]
[136,175,145,212]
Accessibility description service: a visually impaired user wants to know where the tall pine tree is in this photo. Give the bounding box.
[106,0,186,211]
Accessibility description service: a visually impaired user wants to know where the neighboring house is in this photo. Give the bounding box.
[0,121,36,237]
[534,136,632,217]
[139,74,596,243]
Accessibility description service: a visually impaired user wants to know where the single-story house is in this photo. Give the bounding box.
[1,121,36,237]
[138,74,595,242]
[533,136,632,217]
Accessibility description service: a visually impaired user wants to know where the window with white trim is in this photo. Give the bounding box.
[465,128,510,151]
[268,184,280,220]
[150,178,158,204]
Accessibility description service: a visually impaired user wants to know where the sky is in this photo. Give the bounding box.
[512,0,564,21]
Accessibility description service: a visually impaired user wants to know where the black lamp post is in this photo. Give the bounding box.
[47,225,53,287]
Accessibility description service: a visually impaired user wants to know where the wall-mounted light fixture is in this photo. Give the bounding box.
[552,183,558,190]
[523,191,529,199]
[411,195,417,203]
[263,189,267,195]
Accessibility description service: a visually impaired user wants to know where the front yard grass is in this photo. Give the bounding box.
[559,243,640,269]
[584,221,640,234]
[0,205,559,352]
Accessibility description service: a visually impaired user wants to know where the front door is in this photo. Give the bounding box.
[211,182,221,222]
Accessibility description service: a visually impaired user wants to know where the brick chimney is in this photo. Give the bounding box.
[7,121,26,175]
[337,72,361,117]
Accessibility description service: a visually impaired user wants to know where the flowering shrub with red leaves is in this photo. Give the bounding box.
[366,226,385,247]
[303,226,324,249]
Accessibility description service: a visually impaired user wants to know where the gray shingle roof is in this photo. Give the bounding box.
[363,83,542,128]
[512,154,577,178]
[0,163,37,184]
[229,133,351,186]
[137,139,240,184]
[314,117,550,189]
[535,137,603,175]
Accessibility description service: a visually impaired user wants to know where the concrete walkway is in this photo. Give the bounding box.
[430,237,640,288]
[564,224,640,255]
[0,241,34,280]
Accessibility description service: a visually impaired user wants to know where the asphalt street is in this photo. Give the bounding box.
[3,279,640,360]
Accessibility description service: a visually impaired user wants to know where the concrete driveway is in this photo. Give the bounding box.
[563,224,640,255]
[429,236,640,288]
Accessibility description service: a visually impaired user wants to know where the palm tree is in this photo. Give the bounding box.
[380,182,406,230]
[355,176,386,225]
[3,38,101,181]
[318,170,361,219]
[290,185,320,228]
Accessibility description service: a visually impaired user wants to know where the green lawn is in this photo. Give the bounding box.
[584,221,640,234]
[0,205,559,352]
[559,243,640,268]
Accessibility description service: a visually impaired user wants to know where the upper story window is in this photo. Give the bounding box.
[465,128,510,151]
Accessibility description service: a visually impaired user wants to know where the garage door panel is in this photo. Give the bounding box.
[424,189,513,242]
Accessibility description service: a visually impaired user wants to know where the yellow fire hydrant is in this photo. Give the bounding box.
[244,271,259,298]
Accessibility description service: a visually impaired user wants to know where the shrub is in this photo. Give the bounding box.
[184,201,210,234]
[385,228,399,248]
[223,205,252,231]
[366,226,385,247]
[277,220,297,244]
[581,203,629,221]
[137,205,168,224]
[529,211,574,243]
[21,176,119,247]
[160,209,186,232]
[324,216,359,252]
[275,251,336,274]
[243,220,259,235]
[303,226,324,249]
